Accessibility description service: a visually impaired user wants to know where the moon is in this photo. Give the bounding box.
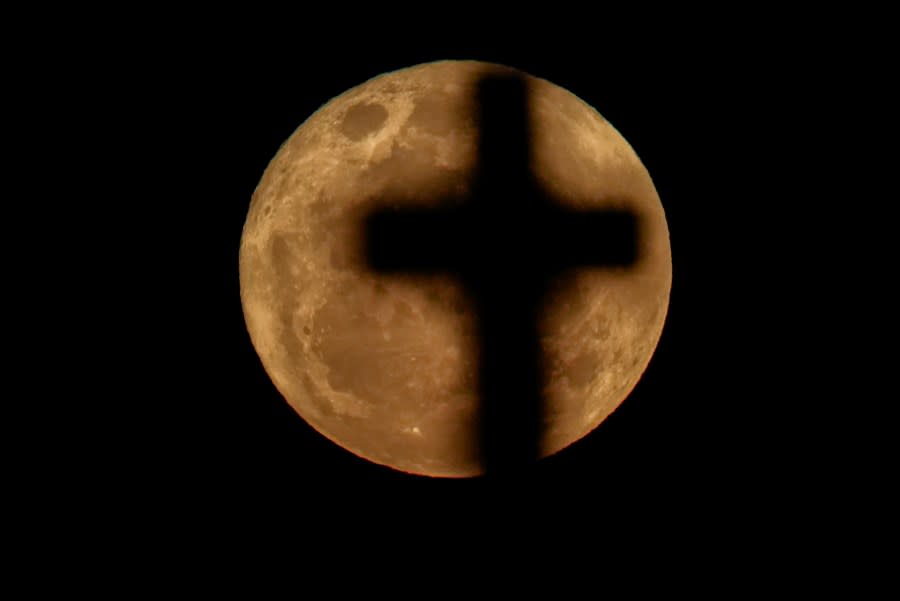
[239,60,671,477]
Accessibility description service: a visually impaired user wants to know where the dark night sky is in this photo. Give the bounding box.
[56,23,855,539]
[157,45,759,500]
[8,11,887,581]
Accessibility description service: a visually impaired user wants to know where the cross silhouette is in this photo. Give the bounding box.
[365,74,637,477]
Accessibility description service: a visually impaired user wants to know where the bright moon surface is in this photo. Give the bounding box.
[239,60,671,477]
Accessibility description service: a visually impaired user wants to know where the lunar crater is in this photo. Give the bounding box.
[340,102,389,141]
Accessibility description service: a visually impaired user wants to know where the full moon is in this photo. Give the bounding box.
[239,60,671,477]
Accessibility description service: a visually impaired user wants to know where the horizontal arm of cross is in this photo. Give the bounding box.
[365,204,637,275]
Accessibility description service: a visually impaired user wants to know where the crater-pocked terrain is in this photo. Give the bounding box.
[240,61,671,476]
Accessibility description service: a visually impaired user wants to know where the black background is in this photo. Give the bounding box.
[45,21,859,543]
[6,10,889,585]
[159,42,764,509]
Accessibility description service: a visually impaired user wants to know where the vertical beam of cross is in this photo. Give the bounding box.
[470,76,542,476]
[365,72,637,478]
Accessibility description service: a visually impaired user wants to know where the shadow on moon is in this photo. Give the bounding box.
[364,73,640,478]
